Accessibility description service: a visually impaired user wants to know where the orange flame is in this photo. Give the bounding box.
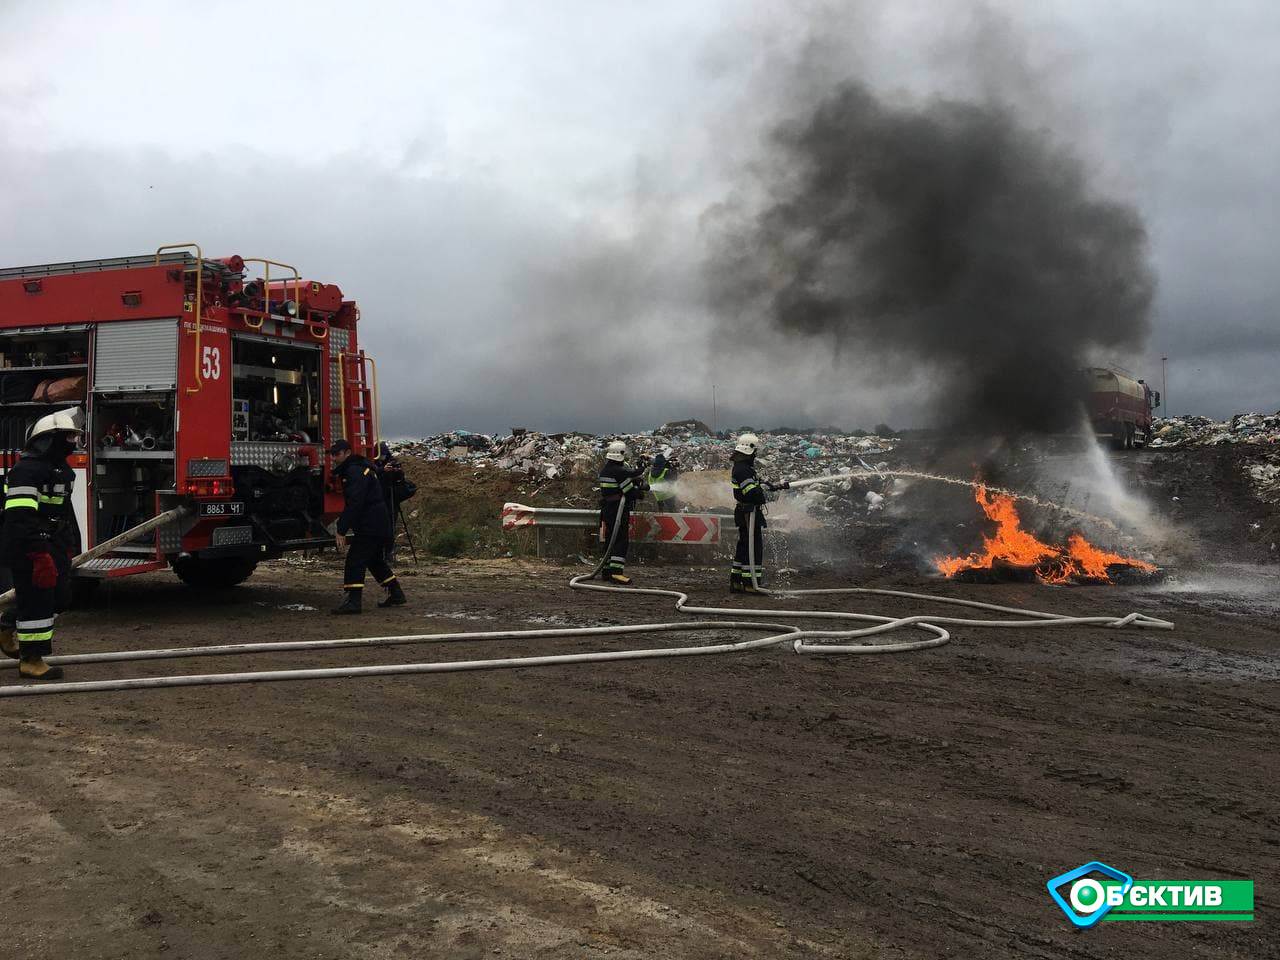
[935,484,1156,584]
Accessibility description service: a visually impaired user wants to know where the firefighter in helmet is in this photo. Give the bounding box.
[598,440,648,585]
[648,444,681,513]
[0,407,85,680]
[329,439,407,614]
[730,432,787,593]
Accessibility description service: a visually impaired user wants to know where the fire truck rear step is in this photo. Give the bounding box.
[77,558,169,579]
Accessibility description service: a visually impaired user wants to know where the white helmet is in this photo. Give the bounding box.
[733,432,760,456]
[605,440,627,462]
[28,406,85,445]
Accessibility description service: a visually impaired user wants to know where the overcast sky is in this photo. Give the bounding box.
[2,0,1276,434]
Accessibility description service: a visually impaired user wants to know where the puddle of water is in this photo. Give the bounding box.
[1142,563,1280,615]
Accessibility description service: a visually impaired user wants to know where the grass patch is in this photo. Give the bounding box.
[428,525,472,558]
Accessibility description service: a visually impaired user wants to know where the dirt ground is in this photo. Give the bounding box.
[2,556,1276,959]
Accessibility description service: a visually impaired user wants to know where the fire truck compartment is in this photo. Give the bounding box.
[231,336,321,444]
[0,326,89,420]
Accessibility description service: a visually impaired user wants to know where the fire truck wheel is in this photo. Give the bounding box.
[1111,421,1128,451]
[172,556,258,589]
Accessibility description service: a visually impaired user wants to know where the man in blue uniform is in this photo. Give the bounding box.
[598,440,648,585]
[0,408,84,680]
[730,433,787,593]
[329,439,407,614]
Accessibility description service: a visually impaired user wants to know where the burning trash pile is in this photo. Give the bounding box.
[936,485,1158,585]
[1150,412,1280,448]
[389,423,898,484]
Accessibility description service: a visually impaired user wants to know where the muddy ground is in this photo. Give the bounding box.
[2,555,1276,959]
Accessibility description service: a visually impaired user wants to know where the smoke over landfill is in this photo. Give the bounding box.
[705,72,1157,436]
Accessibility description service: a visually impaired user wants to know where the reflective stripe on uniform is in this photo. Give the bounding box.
[5,486,39,497]
[17,630,54,643]
[16,618,56,630]
[343,583,365,589]
[379,575,397,586]
[5,497,37,510]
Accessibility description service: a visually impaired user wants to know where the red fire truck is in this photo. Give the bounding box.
[0,244,379,587]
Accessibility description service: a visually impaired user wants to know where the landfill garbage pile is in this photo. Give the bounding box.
[1247,459,1280,507]
[389,426,898,486]
[1148,413,1280,514]
[1150,413,1280,448]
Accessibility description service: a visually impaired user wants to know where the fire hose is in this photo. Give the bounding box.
[0,486,1171,699]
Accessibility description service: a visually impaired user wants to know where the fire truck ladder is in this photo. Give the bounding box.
[340,352,379,454]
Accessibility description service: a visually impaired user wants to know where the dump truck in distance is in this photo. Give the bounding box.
[0,244,380,588]
[1086,367,1159,450]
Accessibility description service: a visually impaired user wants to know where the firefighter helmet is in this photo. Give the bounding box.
[733,433,760,456]
[27,406,85,445]
[605,441,627,462]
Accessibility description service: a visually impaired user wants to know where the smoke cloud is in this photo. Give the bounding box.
[705,69,1157,435]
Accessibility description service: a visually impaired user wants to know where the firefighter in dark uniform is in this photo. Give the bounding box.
[730,433,787,593]
[0,408,84,680]
[329,439,407,614]
[648,444,681,513]
[598,440,648,585]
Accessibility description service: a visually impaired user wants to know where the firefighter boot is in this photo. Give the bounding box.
[331,589,362,615]
[0,624,18,660]
[378,579,407,608]
[730,573,745,594]
[19,657,64,682]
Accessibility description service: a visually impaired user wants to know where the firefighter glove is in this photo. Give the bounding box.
[28,552,58,589]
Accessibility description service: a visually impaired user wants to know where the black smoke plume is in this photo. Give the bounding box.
[706,79,1156,435]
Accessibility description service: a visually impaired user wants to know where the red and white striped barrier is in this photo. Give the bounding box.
[500,503,539,529]
[630,512,720,544]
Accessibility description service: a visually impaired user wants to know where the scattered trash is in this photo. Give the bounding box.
[389,425,898,482]
[1150,412,1280,448]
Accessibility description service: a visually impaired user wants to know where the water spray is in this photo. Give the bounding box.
[782,470,1124,531]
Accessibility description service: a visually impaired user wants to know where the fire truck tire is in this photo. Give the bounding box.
[172,556,258,589]
[1111,421,1128,451]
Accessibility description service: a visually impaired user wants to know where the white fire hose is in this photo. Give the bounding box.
[0,486,1171,699]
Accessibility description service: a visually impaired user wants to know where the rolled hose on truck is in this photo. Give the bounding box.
[0,481,1173,699]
